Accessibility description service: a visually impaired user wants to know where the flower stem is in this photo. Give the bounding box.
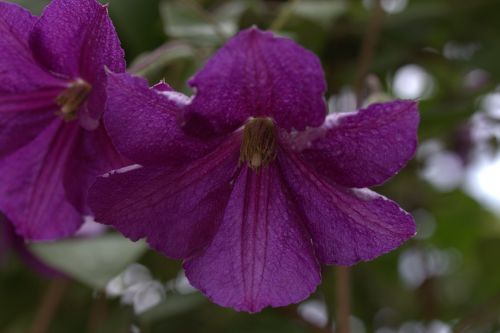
[354,0,386,105]
[334,2,386,332]
[335,266,350,333]
[87,292,108,333]
[29,278,70,333]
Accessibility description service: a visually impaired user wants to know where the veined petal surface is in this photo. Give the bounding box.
[298,100,419,188]
[105,73,217,166]
[29,0,125,119]
[89,136,241,259]
[0,1,64,93]
[185,164,320,313]
[63,124,126,216]
[186,28,327,135]
[279,149,416,266]
[0,90,60,158]
[0,120,83,240]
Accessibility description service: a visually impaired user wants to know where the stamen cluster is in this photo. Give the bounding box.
[239,117,277,169]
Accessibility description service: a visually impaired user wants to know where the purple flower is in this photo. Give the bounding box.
[0,0,126,240]
[89,28,419,312]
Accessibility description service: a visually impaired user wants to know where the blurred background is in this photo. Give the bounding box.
[2,0,500,332]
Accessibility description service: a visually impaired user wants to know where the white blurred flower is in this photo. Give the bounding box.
[398,247,461,288]
[106,263,152,297]
[418,140,465,192]
[125,281,165,315]
[363,0,409,14]
[392,64,435,100]
[420,151,465,192]
[481,91,500,118]
[378,320,452,333]
[166,270,197,295]
[297,299,328,328]
[428,320,452,333]
[106,263,165,315]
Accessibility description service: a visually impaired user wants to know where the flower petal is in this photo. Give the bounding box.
[0,91,60,158]
[185,27,327,135]
[63,124,127,216]
[104,72,216,166]
[0,1,64,93]
[279,149,416,266]
[0,1,34,40]
[0,120,83,240]
[0,2,69,157]
[29,0,125,119]
[298,100,419,188]
[184,164,320,313]
[30,0,125,79]
[88,135,241,259]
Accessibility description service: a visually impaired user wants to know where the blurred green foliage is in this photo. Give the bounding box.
[2,0,500,332]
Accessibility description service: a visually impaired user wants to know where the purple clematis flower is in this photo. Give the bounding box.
[89,28,419,312]
[0,0,126,240]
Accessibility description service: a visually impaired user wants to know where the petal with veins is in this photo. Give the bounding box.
[0,120,83,240]
[104,72,217,167]
[184,164,320,313]
[185,28,327,135]
[279,149,416,266]
[299,100,419,188]
[89,135,241,259]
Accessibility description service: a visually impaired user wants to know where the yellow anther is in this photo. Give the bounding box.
[55,79,92,121]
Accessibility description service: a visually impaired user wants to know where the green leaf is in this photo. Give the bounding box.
[129,41,194,80]
[30,234,148,290]
[289,0,347,29]
[160,1,248,45]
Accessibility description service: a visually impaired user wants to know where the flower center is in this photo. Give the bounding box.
[240,117,277,169]
[55,79,92,121]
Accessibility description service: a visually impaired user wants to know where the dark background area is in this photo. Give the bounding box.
[2,0,500,332]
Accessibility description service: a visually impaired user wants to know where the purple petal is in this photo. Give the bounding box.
[0,120,83,240]
[184,164,320,313]
[279,149,416,266]
[104,72,216,166]
[0,2,69,157]
[63,124,127,216]
[0,1,64,93]
[0,91,59,158]
[88,135,241,259]
[0,1,34,41]
[185,27,327,134]
[297,100,419,188]
[30,0,125,79]
[29,0,125,119]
